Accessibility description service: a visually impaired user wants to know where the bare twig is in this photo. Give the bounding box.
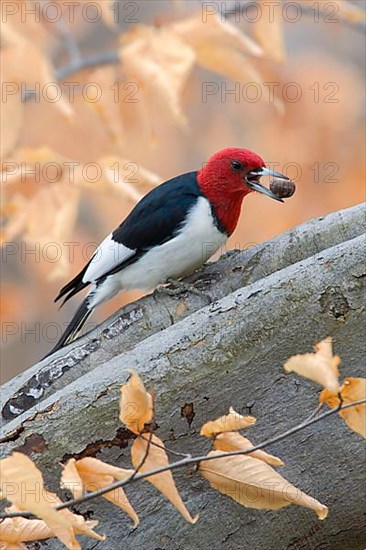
[140,433,192,459]
[55,51,120,80]
[1,398,364,521]
[304,402,324,423]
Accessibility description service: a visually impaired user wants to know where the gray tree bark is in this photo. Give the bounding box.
[1,203,365,550]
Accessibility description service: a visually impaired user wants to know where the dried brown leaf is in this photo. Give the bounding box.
[0,82,23,158]
[0,454,74,548]
[60,459,84,499]
[172,11,262,57]
[1,35,73,119]
[0,506,52,548]
[86,67,124,147]
[25,185,81,281]
[173,12,284,109]
[119,370,154,434]
[320,377,366,438]
[283,337,340,393]
[201,407,256,437]
[62,457,138,527]
[119,11,270,136]
[1,21,27,48]
[97,156,161,201]
[0,453,103,549]
[200,451,328,519]
[120,26,195,128]
[1,147,81,279]
[253,0,285,62]
[131,434,198,524]
[55,498,105,543]
[214,432,284,466]
[0,194,28,245]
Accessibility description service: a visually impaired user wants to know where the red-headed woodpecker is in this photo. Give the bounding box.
[49,148,288,355]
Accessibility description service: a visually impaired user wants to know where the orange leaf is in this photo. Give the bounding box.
[86,67,124,147]
[57,502,104,543]
[284,337,340,393]
[200,451,328,519]
[0,506,52,548]
[96,156,161,202]
[172,12,264,87]
[1,31,73,119]
[0,82,23,158]
[30,185,80,280]
[120,25,195,128]
[172,11,262,57]
[0,194,27,246]
[119,371,154,434]
[0,453,103,549]
[253,0,285,62]
[131,434,198,524]
[200,407,256,437]
[62,457,139,527]
[60,459,84,500]
[214,432,284,467]
[320,377,366,438]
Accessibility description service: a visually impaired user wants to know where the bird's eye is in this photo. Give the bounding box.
[231,160,243,171]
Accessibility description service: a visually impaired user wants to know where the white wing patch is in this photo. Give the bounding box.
[82,233,135,283]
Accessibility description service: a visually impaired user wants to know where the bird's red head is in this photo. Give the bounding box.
[197,148,287,236]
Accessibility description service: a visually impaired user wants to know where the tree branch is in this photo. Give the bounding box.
[2,204,364,422]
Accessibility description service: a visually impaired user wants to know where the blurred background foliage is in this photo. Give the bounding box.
[1,0,365,380]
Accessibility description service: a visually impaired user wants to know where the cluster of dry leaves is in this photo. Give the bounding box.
[0,337,364,549]
[1,3,264,275]
[2,1,366,375]
[1,0,364,281]
[284,337,366,438]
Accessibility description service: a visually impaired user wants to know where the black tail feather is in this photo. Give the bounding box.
[54,262,90,305]
[45,299,93,358]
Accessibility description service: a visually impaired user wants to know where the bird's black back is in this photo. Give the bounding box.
[112,171,201,249]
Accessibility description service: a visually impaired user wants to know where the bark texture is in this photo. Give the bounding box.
[0,203,365,550]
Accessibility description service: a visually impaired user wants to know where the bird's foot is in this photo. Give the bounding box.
[158,278,212,303]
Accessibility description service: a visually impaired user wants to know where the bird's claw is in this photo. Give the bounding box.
[158,278,212,303]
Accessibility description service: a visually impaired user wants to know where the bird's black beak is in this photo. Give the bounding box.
[246,167,289,203]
